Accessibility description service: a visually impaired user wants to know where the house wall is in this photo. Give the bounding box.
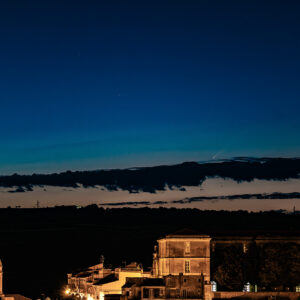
[156,238,210,280]
[98,271,146,295]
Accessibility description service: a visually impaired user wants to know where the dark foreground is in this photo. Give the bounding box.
[1,207,300,299]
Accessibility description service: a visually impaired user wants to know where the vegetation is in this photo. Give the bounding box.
[1,207,300,298]
[213,243,300,291]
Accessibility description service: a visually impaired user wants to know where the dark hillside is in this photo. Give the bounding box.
[1,207,300,298]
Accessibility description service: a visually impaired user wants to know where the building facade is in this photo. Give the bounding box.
[121,229,212,300]
[67,230,300,300]
[122,274,206,300]
[66,230,212,300]
[67,261,150,300]
[152,230,211,282]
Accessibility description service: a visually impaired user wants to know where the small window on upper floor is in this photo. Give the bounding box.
[185,242,190,254]
[185,260,190,273]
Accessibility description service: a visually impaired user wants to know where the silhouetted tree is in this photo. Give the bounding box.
[214,245,244,290]
[258,243,300,290]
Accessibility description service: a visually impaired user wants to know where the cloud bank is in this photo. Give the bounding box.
[0,157,299,194]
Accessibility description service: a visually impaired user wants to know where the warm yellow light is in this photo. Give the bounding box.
[87,295,94,300]
[65,289,71,295]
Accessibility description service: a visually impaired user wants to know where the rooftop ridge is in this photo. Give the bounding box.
[162,228,210,238]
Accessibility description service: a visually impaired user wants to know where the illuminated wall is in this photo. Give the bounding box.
[153,233,211,281]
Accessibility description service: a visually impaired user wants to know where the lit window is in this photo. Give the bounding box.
[185,260,190,273]
[296,285,300,292]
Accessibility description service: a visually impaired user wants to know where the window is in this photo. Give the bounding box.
[296,285,300,292]
[185,260,190,273]
[143,288,149,298]
[154,289,160,298]
[185,242,190,254]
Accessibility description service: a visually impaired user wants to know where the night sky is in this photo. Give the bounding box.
[1,1,300,174]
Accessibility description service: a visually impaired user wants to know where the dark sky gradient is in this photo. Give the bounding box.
[1,0,300,174]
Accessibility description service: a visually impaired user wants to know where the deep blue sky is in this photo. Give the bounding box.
[1,0,300,174]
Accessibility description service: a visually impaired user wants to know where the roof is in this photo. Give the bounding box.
[72,268,91,276]
[119,262,142,271]
[122,278,144,288]
[93,274,118,285]
[161,228,210,239]
[122,282,136,288]
[6,295,32,300]
[76,271,92,278]
[136,278,165,287]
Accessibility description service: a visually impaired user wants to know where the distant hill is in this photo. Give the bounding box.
[1,207,300,298]
[0,157,299,193]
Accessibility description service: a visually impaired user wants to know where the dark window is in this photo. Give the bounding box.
[154,289,160,298]
[143,288,149,298]
[185,242,190,254]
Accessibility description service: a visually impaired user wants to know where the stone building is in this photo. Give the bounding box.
[67,230,300,300]
[122,229,212,300]
[66,230,212,300]
[152,229,211,282]
[122,274,206,300]
[66,260,150,300]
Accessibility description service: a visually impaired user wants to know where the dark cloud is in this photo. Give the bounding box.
[99,201,151,206]
[172,192,300,204]
[1,157,300,193]
[8,185,33,193]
